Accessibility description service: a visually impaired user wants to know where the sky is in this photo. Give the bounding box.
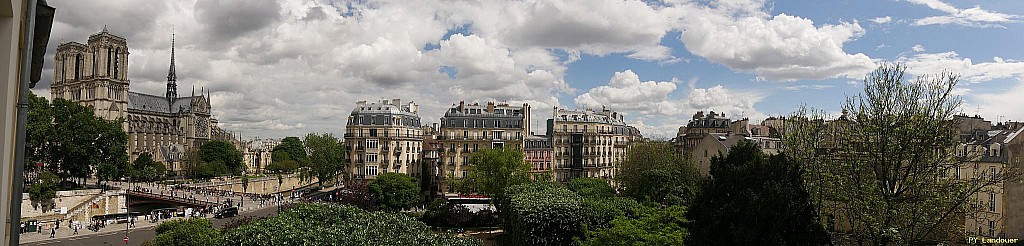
[35,0,1024,140]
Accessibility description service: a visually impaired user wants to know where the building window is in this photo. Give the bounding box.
[366,153,378,163]
[990,166,996,181]
[989,220,996,237]
[990,192,996,212]
[365,165,378,177]
[366,139,379,149]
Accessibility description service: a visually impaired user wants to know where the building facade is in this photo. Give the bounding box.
[437,101,530,181]
[344,99,423,181]
[49,28,215,173]
[550,106,641,182]
[242,137,279,174]
[525,134,553,180]
[954,115,1024,239]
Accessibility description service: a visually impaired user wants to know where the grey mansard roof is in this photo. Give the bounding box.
[128,91,203,114]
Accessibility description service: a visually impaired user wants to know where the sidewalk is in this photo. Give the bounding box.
[19,215,161,244]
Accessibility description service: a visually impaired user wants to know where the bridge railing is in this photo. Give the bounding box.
[126,190,217,207]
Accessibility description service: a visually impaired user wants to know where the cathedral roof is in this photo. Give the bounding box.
[128,91,203,114]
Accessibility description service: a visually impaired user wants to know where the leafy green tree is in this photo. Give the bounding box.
[502,182,587,245]
[688,140,828,245]
[302,133,344,186]
[368,173,420,212]
[464,148,530,206]
[130,153,166,182]
[148,217,222,246]
[567,178,615,199]
[38,98,128,185]
[617,141,702,206]
[271,136,307,164]
[25,93,51,173]
[783,64,1022,244]
[265,160,298,173]
[199,140,243,175]
[221,203,480,246]
[28,171,59,211]
[581,206,689,246]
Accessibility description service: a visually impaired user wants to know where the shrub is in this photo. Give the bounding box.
[222,203,480,246]
[502,182,586,245]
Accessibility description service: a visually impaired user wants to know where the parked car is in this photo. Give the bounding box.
[213,207,238,219]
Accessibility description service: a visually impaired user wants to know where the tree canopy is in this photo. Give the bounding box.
[130,152,167,182]
[783,63,1021,245]
[464,148,530,203]
[688,140,828,245]
[148,217,222,246]
[222,203,480,246]
[616,141,702,206]
[302,133,344,186]
[27,96,129,184]
[199,140,244,175]
[368,173,420,212]
[272,136,307,164]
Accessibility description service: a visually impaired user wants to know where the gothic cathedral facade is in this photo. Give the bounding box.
[49,27,216,172]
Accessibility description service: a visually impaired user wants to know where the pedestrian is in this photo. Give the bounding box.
[20,222,24,234]
[55,219,59,230]
[49,226,55,238]
[73,224,78,235]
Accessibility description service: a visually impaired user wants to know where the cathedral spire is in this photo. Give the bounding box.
[166,28,178,104]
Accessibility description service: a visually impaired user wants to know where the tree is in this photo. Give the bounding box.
[28,171,59,211]
[148,217,222,246]
[368,173,420,212]
[688,140,828,245]
[302,133,344,186]
[783,64,1022,245]
[464,148,530,206]
[271,136,307,164]
[581,206,689,246]
[199,140,243,175]
[129,153,166,182]
[617,141,702,206]
[502,182,587,245]
[241,175,249,194]
[221,203,480,246]
[567,178,615,199]
[33,98,128,185]
[25,93,51,173]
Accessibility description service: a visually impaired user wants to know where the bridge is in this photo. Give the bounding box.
[125,190,218,207]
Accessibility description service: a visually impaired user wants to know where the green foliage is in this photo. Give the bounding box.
[28,96,129,183]
[271,136,307,164]
[368,173,420,212]
[581,196,647,232]
[688,140,828,245]
[25,93,50,172]
[222,203,480,246]
[422,198,500,228]
[265,160,299,173]
[150,217,222,246]
[464,148,530,204]
[199,140,244,175]
[28,171,59,211]
[783,64,1018,245]
[502,182,587,245]
[130,153,166,182]
[617,141,702,206]
[302,133,344,186]
[566,178,615,199]
[581,206,690,246]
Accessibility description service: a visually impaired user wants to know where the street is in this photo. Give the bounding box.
[20,205,280,246]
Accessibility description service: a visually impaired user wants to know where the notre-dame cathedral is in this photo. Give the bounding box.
[49,27,218,172]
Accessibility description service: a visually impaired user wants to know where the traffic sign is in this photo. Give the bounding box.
[123,236,129,243]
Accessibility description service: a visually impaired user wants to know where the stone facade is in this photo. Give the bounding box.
[344,99,423,181]
[955,116,1024,239]
[242,137,279,174]
[50,28,215,173]
[437,101,530,181]
[550,106,641,182]
[525,134,553,180]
